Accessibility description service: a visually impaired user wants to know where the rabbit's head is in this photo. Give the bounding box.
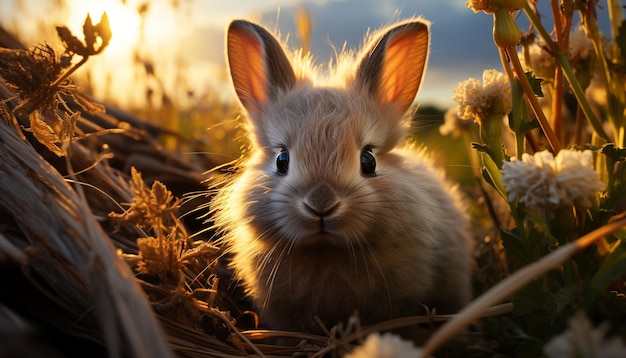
[223,19,432,250]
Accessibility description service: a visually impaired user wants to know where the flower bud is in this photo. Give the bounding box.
[491,0,526,10]
[493,7,521,48]
[466,0,497,14]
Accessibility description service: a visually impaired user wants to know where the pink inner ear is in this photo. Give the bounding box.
[378,29,428,112]
[228,27,268,109]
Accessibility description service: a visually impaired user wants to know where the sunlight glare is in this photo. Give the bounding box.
[67,0,141,54]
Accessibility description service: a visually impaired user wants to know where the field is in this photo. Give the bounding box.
[1,1,626,357]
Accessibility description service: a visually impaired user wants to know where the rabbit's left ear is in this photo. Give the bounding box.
[356,21,429,115]
[227,20,296,118]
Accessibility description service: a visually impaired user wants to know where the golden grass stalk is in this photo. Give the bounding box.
[0,112,173,357]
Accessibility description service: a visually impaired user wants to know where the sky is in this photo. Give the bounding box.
[191,0,504,108]
[0,0,619,109]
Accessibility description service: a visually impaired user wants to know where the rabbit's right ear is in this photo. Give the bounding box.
[356,21,429,118]
[227,20,296,117]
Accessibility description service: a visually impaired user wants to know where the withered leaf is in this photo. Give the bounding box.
[70,90,105,114]
[56,13,111,57]
[82,12,112,55]
[60,111,79,152]
[95,12,112,53]
[56,26,87,55]
[110,168,182,229]
[0,46,61,115]
[136,235,182,282]
[83,14,96,54]
[28,111,64,156]
[136,236,161,276]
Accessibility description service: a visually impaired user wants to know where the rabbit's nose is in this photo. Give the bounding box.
[303,183,340,217]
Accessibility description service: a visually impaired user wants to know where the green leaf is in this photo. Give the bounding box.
[524,71,544,97]
[501,228,532,268]
[554,286,578,317]
[472,142,493,156]
[480,151,509,201]
[511,280,557,323]
[592,238,626,289]
[601,143,626,163]
[481,166,496,188]
[593,289,626,326]
[614,228,626,240]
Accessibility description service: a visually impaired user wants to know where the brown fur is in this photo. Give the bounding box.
[211,18,472,334]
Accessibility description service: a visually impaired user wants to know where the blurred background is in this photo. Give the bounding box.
[0,0,508,108]
[0,0,616,166]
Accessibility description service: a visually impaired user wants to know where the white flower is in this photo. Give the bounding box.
[569,25,595,64]
[439,106,474,137]
[452,69,512,123]
[521,41,556,78]
[544,311,626,358]
[344,333,423,358]
[521,25,594,79]
[500,149,605,210]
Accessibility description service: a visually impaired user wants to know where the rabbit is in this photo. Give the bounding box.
[211,18,473,336]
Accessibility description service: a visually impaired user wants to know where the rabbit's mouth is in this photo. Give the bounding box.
[295,230,347,248]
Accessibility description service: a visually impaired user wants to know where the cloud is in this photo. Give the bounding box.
[253,0,501,107]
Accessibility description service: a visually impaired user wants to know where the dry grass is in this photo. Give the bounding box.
[0,94,172,357]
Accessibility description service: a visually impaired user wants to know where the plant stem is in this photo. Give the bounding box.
[582,11,621,141]
[550,0,565,144]
[506,47,562,153]
[498,47,525,157]
[51,56,89,88]
[523,3,610,141]
[607,0,624,62]
[482,109,506,167]
[524,4,557,53]
[558,51,610,140]
[552,66,564,144]
[574,106,585,145]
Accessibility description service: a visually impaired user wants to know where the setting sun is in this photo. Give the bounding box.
[67,0,141,54]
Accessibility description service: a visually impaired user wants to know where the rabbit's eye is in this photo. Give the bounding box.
[360,146,376,176]
[276,148,289,174]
